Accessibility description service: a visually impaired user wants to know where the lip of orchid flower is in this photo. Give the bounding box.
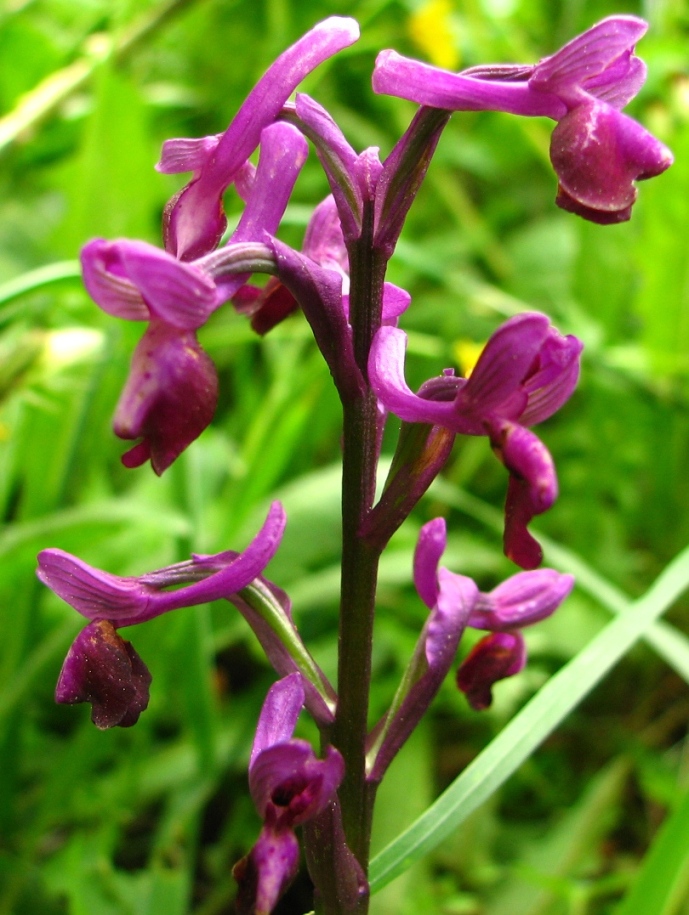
[55,620,152,729]
[372,16,672,223]
[111,320,218,475]
[159,17,360,261]
[37,502,287,627]
[457,630,527,710]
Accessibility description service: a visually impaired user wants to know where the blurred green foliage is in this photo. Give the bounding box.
[1,0,688,913]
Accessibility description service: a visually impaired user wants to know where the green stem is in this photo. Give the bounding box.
[330,202,387,885]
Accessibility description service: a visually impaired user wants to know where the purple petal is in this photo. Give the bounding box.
[164,17,360,260]
[381,283,411,323]
[457,630,526,710]
[150,502,287,616]
[80,239,150,322]
[468,569,575,631]
[302,195,349,278]
[113,322,218,475]
[251,674,305,767]
[367,566,477,782]
[413,517,447,608]
[457,313,550,419]
[369,327,471,430]
[218,123,309,301]
[550,102,673,221]
[373,50,564,118]
[233,826,300,915]
[530,16,647,99]
[250,740,345,828]
[583,52,647,109]
[37,551,148,621]
[489,421,557,569]
[81,239,221,330]
[56,621,151,728]
[520,329,583,425]
[156,134,221,174]
[38,503,287,627]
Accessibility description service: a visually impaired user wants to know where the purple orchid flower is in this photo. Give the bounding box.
[366,518,573,766]
[82,122,309,472]
[457,567,574,709]
[158,17,360,261]
[366,517,478,782]
[234,674,344,915]
[369,312,582,568]
[373,16,672,223]
[38,504,286,728]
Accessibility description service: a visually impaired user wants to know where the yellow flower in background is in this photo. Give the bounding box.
[453,338,484,377]
[408,0,460,70]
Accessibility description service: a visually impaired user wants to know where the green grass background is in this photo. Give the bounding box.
[1,0,689,912]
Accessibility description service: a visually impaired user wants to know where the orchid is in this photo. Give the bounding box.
[39,504,287,727]
[234,675,345,914]
[369,312,583,568]
[373,16,672,222]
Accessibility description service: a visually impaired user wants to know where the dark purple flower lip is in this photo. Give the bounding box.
[55,620,151,729]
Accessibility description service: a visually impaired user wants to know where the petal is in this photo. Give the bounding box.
[55,621,151,728]
[373,50,563,118]
[81,238,220,330]
[458,313,551,419]
[80,239,149,321]
[413,517,447,608]
[250,674,305,767]
[302,194,349,277]
[381,283,411,323]
[530,16,647,98]
[456,630,526,710]
[164,17,360,260]
[113,322,218,474]
[156,134,221,174]
[37,550,148,621]
[469,569,575,630]
[583,52,647,109]
[489,422,557,569]
[118,242,221,329]
[149,502,287,617]
[520,329,583,425]
[369,327,472,430]
[233,826,300,915]
[250,741,344,827]
[550,102,673,219]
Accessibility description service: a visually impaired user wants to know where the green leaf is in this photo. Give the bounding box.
[612,780,689,915]
[369,539,689,893]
